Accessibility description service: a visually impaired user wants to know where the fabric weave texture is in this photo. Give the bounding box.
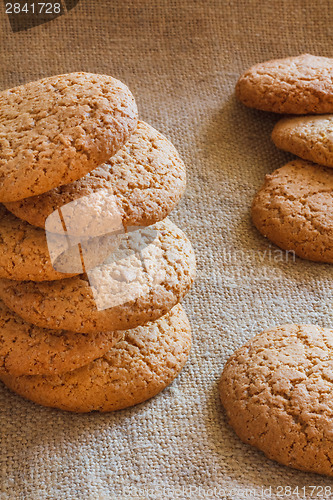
[1,1,333,498]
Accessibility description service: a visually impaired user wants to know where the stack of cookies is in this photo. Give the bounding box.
[218,55,333,478]
[237,54,333,263]
[0,73,196,413]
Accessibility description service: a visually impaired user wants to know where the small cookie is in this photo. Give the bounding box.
[5,121,186,232]
[0,204,77,281]
[272,115,333,168]
[236,54,333,114]
[0,304,191,413]
[0,219,196,333]
[0,300,123,377]
[251,160,333,262]
[0,72,138,202]
[220,324,333,477]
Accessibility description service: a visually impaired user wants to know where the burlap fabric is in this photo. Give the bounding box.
[1,1,333,498]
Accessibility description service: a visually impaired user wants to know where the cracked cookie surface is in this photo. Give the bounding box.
[220,324,333,477]
[272,114,333,168]
[0,72,138,202]
[236,54,333,114]
[0,304,191,413]
[0,219,196,333]
[251,159,333,262]
[0,300,123,377]
[0,204,77,281]
[5,121,186,232]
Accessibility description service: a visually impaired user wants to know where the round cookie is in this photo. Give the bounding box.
[236,54,333,114]
[0,300,123,377]
[0,219,196,333]
[0,204,78,281]
[272,114,333,168]
[0,72,138,202]
[251,159,333,262]
[0,304,191,413]
[5,121,186,232]
[220,324,333,477]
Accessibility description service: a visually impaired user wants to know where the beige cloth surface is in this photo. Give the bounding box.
[1,1,333,498]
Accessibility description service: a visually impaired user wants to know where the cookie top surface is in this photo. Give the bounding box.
[272,114,333,168]
[0,205,78,281]
[251,159,333,262]
[1,304,191,413]
[5,121,186,233]
[0,219,196,333]
[0,72,138,202]
[220,324,333,477]
[236,54,333,114]
[0,300,123,377]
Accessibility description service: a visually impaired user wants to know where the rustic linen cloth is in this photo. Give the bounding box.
[1,1,333,498]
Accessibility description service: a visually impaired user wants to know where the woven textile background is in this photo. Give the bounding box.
[1,1,333,498]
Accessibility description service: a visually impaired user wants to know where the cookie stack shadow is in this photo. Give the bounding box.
[0,73,196,413]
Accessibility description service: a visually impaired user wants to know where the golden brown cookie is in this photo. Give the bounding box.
[220,324,333,477]
[0,304,191,413]
[272,114,333,168]
[0,72,138,202]
[5,121,186,232]
[0,204,78,281]
[0,219,196,333]
[251,160,333,262]
[236,54,333,114]
[0,300,123,377]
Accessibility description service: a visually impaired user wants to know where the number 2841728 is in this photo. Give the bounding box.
[5,3,61,14]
